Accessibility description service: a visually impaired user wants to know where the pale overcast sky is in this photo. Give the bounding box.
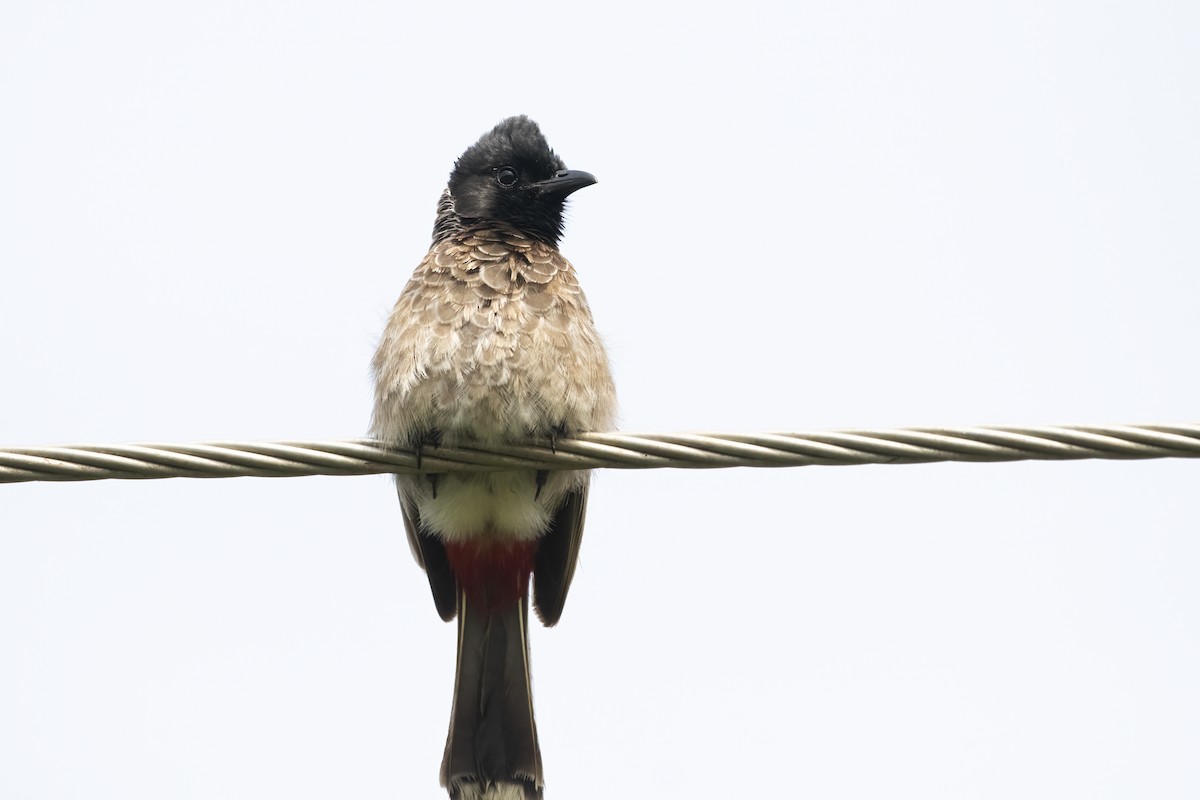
[2,2,1199,798]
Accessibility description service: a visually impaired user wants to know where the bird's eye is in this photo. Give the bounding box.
[495,167,519,188]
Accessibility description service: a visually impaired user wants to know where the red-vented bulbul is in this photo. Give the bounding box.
[371,116,617,800]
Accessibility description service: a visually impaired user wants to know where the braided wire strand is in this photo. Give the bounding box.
[1,423,1198,484]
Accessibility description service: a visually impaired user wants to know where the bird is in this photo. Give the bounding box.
[370,116,617,800]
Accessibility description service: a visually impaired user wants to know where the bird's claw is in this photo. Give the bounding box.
[413,429,444,472]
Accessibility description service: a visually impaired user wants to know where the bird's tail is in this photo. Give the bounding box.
[441,588,543,800]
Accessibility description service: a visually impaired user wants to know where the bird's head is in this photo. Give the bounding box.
[445,116,596,244]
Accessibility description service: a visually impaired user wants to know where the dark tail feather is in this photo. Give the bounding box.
[441,589,543,800]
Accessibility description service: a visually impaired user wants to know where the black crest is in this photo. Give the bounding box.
[442,116,593,245]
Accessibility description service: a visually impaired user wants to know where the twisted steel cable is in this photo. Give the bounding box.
[1,423,1198,484]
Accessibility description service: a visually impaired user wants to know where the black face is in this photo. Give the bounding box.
[446,116,595,244]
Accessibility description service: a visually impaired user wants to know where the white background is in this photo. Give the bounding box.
[2,1,1199,798]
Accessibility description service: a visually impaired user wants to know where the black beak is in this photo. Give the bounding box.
[530,169,597,199]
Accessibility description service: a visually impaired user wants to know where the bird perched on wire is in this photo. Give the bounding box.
[371,116,617,800]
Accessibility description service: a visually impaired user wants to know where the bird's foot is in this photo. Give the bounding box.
[412,428,444,472]
[548,421,568,454]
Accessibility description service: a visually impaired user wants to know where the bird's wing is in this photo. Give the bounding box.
[532,484,589,626]
[399,488,457,622]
